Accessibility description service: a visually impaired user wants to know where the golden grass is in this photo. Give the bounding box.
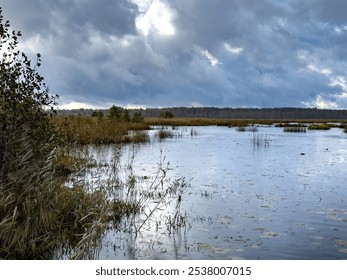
[307,123,331,130]
[53,116,150,145]
[145,117,346,126]
[144,117,252,126]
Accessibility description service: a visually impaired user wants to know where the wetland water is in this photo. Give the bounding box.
[88,125,347,259]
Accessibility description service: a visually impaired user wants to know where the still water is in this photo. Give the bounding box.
[90,125,347,260]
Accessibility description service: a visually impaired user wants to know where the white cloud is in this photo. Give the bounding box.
[133,0,176,36]
[334,26,347,33]
[330,76,347,91]
[58,101,99,110]
[4,0,347,109]
[307,64,332,75]
[200,49,221,66]
[224,42,243,54]
[298,51,332,76]
[303,95,338,109]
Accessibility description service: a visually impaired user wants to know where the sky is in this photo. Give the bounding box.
[2,0,347,109]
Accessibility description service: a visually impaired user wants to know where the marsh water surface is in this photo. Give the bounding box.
[87,125,347,259]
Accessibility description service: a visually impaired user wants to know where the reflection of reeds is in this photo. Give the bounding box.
[251,132,270,147]
[284,126,307,133]
[237,125,258,132]
[190,128,199,136]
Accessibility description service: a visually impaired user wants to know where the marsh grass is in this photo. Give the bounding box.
[154,127,183,140]
[0,138,121,259]
[276,123,307,133]
[277,122,347,132]
[145,117,347,127]
[54,116,150,145]
[307,123,331,130]
[156,129,174,140]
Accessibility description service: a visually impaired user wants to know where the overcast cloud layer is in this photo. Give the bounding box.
[2,0,347,109]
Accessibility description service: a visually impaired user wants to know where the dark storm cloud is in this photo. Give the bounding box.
[2,0,347,108]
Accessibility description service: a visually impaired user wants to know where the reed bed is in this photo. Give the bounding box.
[154,127,183,140]
[145,117,268,127]
[145,117,234,126]
[0,138,138,259]
[307,123,331,130]
[53,116,150,145]
[145,117,347,127]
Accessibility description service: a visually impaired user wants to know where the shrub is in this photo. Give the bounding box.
[159,111,174,119]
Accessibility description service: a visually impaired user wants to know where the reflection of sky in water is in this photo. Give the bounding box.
[93,126,347,259]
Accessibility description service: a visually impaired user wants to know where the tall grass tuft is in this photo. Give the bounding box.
[154,127,182,141]
[0,136,59,259]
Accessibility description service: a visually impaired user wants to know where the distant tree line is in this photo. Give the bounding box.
[58,107,347,120]
[137,107,347,119]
